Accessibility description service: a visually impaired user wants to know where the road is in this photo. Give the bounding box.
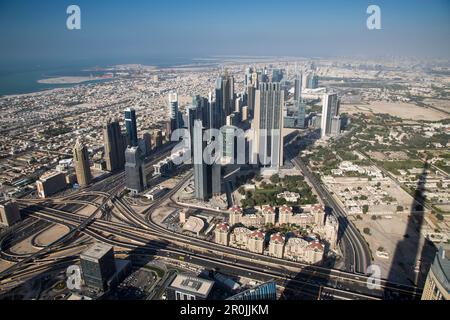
[287,149,371,275]
[0,142,421,300]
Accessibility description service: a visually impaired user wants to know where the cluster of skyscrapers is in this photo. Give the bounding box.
[176,66,342,203]
[72,106,156,195]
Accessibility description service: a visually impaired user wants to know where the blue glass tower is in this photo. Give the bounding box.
[227,281,277,300]
[125,108,138,147]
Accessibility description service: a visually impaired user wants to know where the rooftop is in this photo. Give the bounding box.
[169,274,214,297]
[81,243,113,260]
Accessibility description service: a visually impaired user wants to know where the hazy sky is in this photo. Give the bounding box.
[0,0,449,67]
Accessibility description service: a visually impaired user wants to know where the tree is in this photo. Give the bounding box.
[436,213,444,221]
[238,187,245,195]
[362,205,369,214]
[270,174,280,184]
[363,227,371,235]
[396,205,404,212]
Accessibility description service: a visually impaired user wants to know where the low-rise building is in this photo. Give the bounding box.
[166,274,215,300]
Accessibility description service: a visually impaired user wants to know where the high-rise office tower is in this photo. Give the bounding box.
[138,132,152,157]
[302,73,310,90]
[271,69,284,83]
[80,243,116,291]
[73,139,92,187]
[125,146,145,195]
[331,116,342,136]
[193,120,209,201]
[253,83,285,174]
[192,94,209,128]
[152,129,163,148]
[294,73,302,102]
[246,85,256,118]
[125,108,138,147]
[309,75,319,89]
[297,100,306,129]
[321,93,340,137]
[103,118,126,172]
[193,119,221,200]
[168,92,179,132]
[221,126,238,164]
[245,66,254,87]
[215,73,235,127]
[208,91,221,132]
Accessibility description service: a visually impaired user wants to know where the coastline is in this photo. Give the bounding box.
[37,76,106,85]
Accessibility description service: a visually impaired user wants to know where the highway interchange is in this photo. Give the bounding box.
[0,142,423,300]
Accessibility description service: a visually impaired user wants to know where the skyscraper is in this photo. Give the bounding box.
[193,119,221,200]
[215,73,235,127]
[297,100,306,129]
[103,118,126,172]
[294,72,302,102]
[73,139,92,187]
[253,82,285,174]
[125,146,145,195]
[192,94,209,128]
[168,92,180,131]
[193,120,209,201]
[125,108,138,147]
[80,243,116,292]
[271,69,284,83]
[321,93,340,137]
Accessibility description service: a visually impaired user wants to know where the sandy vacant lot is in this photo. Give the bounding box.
[34,224,70,247]
[341,101,449,121]
[353,212,436,286]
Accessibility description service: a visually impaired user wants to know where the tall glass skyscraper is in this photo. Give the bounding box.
[125,107,138,147]
[103,118,126,172]
[124,146,145,195]
[215,73,235,127]
[321,93,340,137]
[253,82,285,174]
[168,92,180,131]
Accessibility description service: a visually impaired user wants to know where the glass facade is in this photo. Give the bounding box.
[227,281,277,300]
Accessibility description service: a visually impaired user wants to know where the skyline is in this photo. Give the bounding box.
[0,0,450,69]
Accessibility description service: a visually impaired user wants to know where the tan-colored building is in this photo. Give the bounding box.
[229,227,252,250]
[311,204,325,227]
[248,230,265,254]
[422,246,449,300]
[229,205,243,225]
[268,233,285,258]
[314,214,339,250]
[304,240,325,265]
[262,205,276,225]
[284,237,324,264]
[279,205,293,225]
[214,223,230,246]
[73,139,92,187]
[0,199,21,227]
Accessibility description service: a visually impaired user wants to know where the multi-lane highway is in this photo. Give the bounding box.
[287,149,372,274]
[0,142,422,300]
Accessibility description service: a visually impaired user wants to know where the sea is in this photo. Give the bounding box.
[0,57,212,96]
